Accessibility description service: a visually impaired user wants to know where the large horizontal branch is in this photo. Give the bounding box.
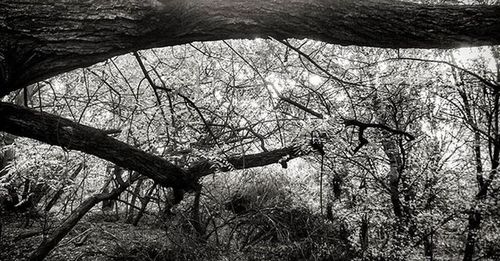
[187,146,301,179]
[344,119,415,153]
[0,102,193,189]
[1,0,500,95]
[0,102,312,188]
[344,119,415,141]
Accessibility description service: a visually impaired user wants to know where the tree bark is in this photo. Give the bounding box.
[0,102,310,189]
[463,207,481,261]
[132,183,157,226]
[125,178,143,223]
[1,0,500,95]
[29,175,138,261]
[190,184,206,238]
[461,88,484,261]
[360,214,369,255]
[0,133,15,176]
[461,83,500,260]
[44,163,84,212]
[382,139,404,219]
[0,101,194,189]
[423,232,434,261]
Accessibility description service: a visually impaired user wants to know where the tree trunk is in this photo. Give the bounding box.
[0,87,33,176]
[126,178,143,223]
[0,102,193,189]
[326,202,334,222]
[382,139,404,220]
[1,0,499,95]
[29,174,138,261]
[0,102,311,190]
[101,165,124,214]
[423,232,434,261]
[460,84,500,260]
[464,166,499,261]
[132,183,157,226]
[44,163,84,212]
[190,184,206,238]
[0,133,15,177]
[30,183,50,209]
[461,90,484,261]
[360,214,369,255]
[463,207,481,261]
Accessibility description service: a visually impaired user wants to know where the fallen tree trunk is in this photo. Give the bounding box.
[0,102,311,189]
[1,0,500,95]
[0,102,193,189]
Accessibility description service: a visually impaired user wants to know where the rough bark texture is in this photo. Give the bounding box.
[0,102,309,189]
[0,102,194,189]
[187,146,299,179]
[1,0,500,95]
[382,139,404,219]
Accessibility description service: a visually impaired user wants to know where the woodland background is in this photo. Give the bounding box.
[1,0,500,261]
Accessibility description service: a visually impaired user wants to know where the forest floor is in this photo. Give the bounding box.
[1,211,348,261]
[0,212,170,261]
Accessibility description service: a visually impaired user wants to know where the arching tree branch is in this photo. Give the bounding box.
[0,102,313,188]
[344,119,415,153]
[0,102,194,190]
[1,0,499,95]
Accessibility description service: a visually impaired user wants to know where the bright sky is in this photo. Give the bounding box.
[452,47,497,72]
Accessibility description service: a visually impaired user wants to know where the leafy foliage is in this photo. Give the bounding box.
[1,37,500,261]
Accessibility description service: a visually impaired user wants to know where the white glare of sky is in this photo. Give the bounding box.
[452,47,497,72]
[308,74,323,86]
